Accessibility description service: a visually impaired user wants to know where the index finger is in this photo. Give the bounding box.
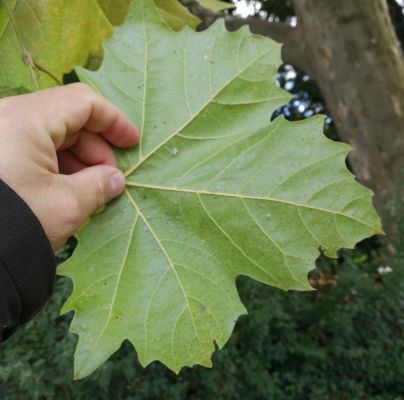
[22,83,140,150]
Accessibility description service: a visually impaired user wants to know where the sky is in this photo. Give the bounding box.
[233,0,259,17]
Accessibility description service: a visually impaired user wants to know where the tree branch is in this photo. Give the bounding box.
[178,0,221,29]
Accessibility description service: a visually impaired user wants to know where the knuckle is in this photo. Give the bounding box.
[70,82,98,111]
[70,83,96,104]
[71,82,94,95]
[92,177,106,209]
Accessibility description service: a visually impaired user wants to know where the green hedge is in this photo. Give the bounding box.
[1,239,403,400]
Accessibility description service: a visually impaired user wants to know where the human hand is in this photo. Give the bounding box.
[0,83,139,252]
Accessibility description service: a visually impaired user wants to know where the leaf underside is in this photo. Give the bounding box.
[59,0,382,379]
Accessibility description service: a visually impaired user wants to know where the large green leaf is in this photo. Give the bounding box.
[59,0,382,379]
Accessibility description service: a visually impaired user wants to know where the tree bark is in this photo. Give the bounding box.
[292,0,404,208]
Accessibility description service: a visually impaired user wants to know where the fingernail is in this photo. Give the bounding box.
[110,171,126,196]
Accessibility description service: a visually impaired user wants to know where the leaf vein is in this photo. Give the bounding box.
[241,199,306,287]
[197,194,279,284]
[124,47,272,177]
[125,182,379,231]
[125,190,203,353]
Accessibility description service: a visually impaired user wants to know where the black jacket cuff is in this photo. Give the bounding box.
[0,179,56,339]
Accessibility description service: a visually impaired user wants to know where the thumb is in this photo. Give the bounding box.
[63,165,126,223]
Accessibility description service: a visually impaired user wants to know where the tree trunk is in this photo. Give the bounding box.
[292,0,404,209]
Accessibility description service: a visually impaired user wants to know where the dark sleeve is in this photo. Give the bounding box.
[0,179,56,342]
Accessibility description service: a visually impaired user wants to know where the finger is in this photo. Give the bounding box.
[63,165,126,224]
[58,150,87,174]
[58,131,80,151]
[64,131,116,167]
[15,83,140,149]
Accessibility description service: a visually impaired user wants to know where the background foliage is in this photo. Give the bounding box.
[0,0,403,399]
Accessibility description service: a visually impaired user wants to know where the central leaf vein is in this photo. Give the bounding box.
[125,190,203,354]
[124,48,272,177]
